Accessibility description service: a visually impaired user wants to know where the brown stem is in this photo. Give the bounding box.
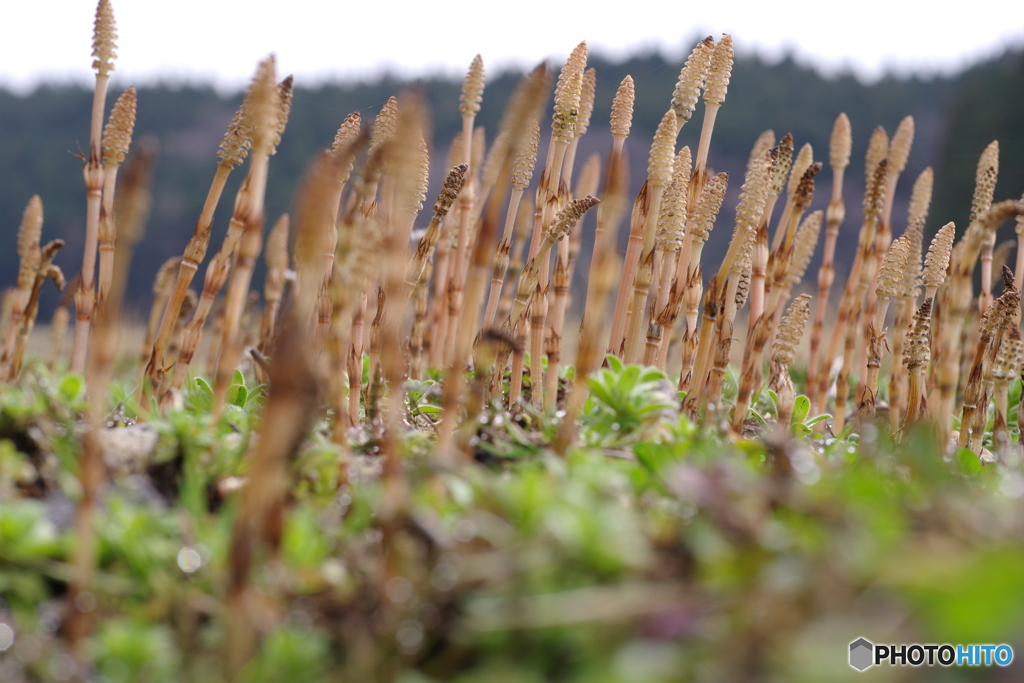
[147,164,233,387]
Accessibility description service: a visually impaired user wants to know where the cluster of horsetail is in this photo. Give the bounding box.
[3,0,1024,672]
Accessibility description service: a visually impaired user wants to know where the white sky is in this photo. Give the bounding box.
[4,0,1023,93]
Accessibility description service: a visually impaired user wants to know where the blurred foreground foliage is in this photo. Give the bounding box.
[2,359,1024,681]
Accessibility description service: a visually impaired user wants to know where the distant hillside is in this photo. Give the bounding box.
[0,46,1020,317]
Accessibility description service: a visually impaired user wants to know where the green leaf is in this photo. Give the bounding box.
[805,414,830,427]
[790,422,813,438]
[245,384,267,408]
[791,395,810,425]
[195,377,213,395]
[59,374,84,402]
[232,369,246,388]
[618,365,641,395]
[227,384,248,408]
[956,447,983,476]
[416,404,443,415]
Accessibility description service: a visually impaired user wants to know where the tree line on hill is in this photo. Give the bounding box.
[0,44,1021,318]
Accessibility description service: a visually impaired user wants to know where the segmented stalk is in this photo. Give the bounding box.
[857,236,911,421]
[95,87,136,308]
[902,297,933,435]
[832,159,888,434]
[768,294,811,434]
[259,214,290,352]
[809,113,851,411]
[211,62,288,417]
[146,75,256,387]
[973,141,999,313]
[71,0,118,374]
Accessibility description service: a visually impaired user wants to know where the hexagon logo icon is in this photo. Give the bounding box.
[849,638,874,671]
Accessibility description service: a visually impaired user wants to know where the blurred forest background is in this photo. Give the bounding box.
[1,42,1022,320]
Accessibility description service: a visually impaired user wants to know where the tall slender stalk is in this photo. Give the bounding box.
[857,236,910,421]
[97,87,137,306]
[888,169,932,429]
[672,173,728,381]
[731,308,775,434]
[646,147,691,366]
[483,120,538,328]
[832,160,888,434]
[688,35,733,215]
[225,325,318,676]
[0,197,43,376]
[768,294,812,434]
[355,99,398,412]
[5,241,65,382]
[137,257,181,388]
[809,113,851,411]
[622,109,678,363]
[258,214,290,353]
[146,81,255,387]
[972,141,999,313]
[958,272,1018,450]
[71,0,117,374]
[818,126,889,412]
[764,162,821,324]
[934,201,1024,447]
[167,193,248,401]
[992,329,1024,461]
[443,55,485,367]
[1014,190,1024,290]
[901,297,933,436]
[561,67,595,187]
[557,147,630,453]
[493,197,599,401]
[689,147,776,412]
[859,117,914,389]
[211,65,289,417]
[769,142,812,254]
[524,42,587,405]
